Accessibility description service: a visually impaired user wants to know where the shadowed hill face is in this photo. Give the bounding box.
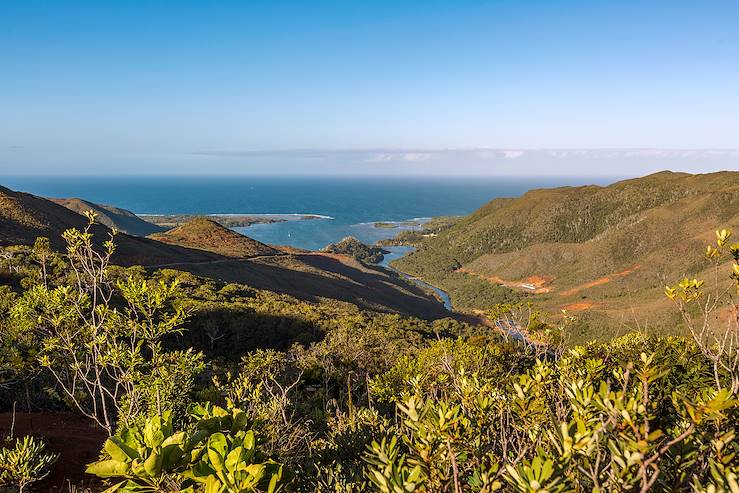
[149,217,281,258]
[0,185,222,266]
[0,186,447,318]
[393,171,739,339]
[49,197,164,236]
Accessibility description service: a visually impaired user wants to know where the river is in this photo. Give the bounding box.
[377,246,453,311]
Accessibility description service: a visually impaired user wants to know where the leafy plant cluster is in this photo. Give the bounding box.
[86,405,285,493]
[0,435,58,493]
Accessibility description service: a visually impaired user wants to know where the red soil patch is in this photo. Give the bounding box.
[561,302,598,311]
[456,268,554,293]
[559,265,641,297]
[714,304,739,327]
[0,412,106,492]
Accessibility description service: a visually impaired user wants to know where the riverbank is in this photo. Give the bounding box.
[378,246,453,310]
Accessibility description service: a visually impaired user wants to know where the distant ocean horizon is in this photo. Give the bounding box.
[1,175,620,250]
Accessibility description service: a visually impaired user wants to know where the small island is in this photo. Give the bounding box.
[322,236,389,264]
[373,220,422,229]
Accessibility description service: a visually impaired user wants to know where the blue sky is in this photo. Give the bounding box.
[1,1,738,175]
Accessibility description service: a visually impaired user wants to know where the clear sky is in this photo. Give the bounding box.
[1,1,738,175]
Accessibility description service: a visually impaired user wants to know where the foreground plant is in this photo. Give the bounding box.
[85,410,190,492]
[11,212,202,434]
[0,435,59,493]
[86,404,288,493]
[363,341,739,492]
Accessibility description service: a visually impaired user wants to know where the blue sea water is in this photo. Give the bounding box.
[1,175,618,250]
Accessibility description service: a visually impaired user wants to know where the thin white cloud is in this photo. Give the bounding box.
[401,153,434,162]
[167,147,739,176]
[503,150,524,159]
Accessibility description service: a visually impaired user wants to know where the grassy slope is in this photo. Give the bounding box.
[149,217,281,258]
[0,185,222,266]
[1,186,447,318]
[393,171,739,340]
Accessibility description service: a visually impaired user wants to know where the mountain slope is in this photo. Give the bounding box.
[49,197,164,236]
[0,185,222,266]
[1,185,447,318]
[149,217,281,258]
[393,171,739,339]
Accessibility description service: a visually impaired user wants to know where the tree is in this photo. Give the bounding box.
[11,212,202,434]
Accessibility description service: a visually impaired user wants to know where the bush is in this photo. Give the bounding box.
[0,435,58,493]
[87,404,288,493]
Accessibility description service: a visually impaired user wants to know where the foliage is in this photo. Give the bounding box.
[10,213,203,433]
[4,213,739,491]
[87,404,287,493]
[0,435,59,493]
[364,344,739,492]
[321,237,388,264]
[85,410,190,493]
[665,228,739,393]
[215,350,311,467]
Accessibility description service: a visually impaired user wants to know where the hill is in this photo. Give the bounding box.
[0,185,447,318]
[149,217,281,257]
[0,185,221,266]
[322,236,388,263]
[49,197,165,236]
[393,171,739,340]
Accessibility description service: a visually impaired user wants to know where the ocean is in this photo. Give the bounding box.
[1,175,617,250]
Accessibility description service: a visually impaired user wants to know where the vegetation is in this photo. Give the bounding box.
[392,171,739,339]
[0,436,58,493]
[1,179,738,491]
[86,406,286,493]
[322,237,388,264]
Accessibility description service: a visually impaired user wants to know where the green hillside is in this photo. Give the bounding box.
[393,171,739,340]
[0,185,447,318]
[149,217,281,258]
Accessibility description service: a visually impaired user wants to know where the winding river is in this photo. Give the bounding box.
[377,247,545,348]
[377,246,453,311]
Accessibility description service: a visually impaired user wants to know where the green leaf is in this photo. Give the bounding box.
[105,437,138,462]
[86,459,132,478]
[143,450,162,478]
[207,433,228,471]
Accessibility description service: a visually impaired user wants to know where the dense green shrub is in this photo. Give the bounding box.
[87,404,287,493]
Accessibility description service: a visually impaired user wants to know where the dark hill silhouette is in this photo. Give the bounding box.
[0,185,220,266]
